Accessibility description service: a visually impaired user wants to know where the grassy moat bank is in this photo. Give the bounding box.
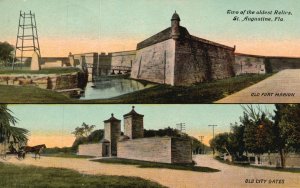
[0,74,272,103]
[0,67,81,74]
[0,162,165,188]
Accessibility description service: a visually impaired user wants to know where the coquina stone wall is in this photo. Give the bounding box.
[78,143,103,157]
[234,53,300,74]
[259,153,300,168]
[234,54,265,75]
[171,138,192,163]
[267,57,300,73]
[131,39,176,85]
[118,137,172,163]
[124,116,144,139]
[0,72,81,90]
[174,36,235,85]
[118,137,192,164]
[111,50,136,68]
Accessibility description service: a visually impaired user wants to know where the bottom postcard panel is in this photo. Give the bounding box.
[0,104,299,188]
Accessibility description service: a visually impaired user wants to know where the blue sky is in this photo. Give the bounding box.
[8,104,275,147]
[0,0,299,56]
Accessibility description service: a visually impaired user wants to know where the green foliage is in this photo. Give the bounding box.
[0,162,165,188]
[144,127,181,137]
[241,105,275,154]
[71,129,104,151]
[209,132,231,154]
[229,123,245,156]
[144,127,207,153]
[273,104,300,168]
[0,105,29,146]
[276,104,300,151]
[0,42,14,66]
[211,104,300,168]
[95,158,220,172]
[209,123,246,157]
[0,67,81,74]
[71,122,96,138]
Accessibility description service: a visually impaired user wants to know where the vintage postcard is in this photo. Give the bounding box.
[0,104,300,188]
[0,0,300,188]
[0,0,299,103]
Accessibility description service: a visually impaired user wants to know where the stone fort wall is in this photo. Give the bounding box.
[131,37,235,86]
[234,54,265,75]
[118,137,192,164]
[174,37,235,85]
[78,143,103,157]
[118,137,172,163]
[111,50,136,68]
[0,72,80,90]
[171,138,192,163]
[131,39,176,85]
[234,53,300,74]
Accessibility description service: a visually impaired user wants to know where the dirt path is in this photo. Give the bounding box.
[1,155,299,188]
[217,69,300,103]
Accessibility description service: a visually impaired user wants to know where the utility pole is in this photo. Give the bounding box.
[176,123,186,135]
[199,135,204,154]
[208,125,218,155]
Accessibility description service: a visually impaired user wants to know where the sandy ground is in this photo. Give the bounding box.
[1,155,299,188]
[217,69,300,103]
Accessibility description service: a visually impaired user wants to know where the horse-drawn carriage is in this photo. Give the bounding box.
[0,142,46,160]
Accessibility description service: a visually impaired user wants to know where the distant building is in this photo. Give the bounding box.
[130,12,236,86]
[78,106,192,164]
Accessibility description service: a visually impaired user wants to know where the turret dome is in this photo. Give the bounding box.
[171,11,180,21]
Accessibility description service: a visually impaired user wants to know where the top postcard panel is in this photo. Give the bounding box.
[0,0,299,104]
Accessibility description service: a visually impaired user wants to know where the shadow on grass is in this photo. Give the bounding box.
[0,162,165,188]
[93,158,220,173]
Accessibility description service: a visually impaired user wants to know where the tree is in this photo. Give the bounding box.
[209,132,231,154]
[241,105,274,155]
[71,123,98,151]
[0,105,29,153]
[229,122,245,157]
[71,122,96,138]
[71,129,104,151]
[273,104,300,168]
[144,127,181,137]
[0,42,14,66]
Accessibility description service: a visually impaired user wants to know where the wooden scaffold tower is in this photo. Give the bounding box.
[12,10,41,70]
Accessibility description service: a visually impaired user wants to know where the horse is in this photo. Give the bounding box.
[20,144,46,159]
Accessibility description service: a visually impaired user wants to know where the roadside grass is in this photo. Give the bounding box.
[214,156,300,173]
[0,162,165,188]
[43,153,92,159]
[0,74,272,103]
[0,67,81,74]
[93,158,220,173]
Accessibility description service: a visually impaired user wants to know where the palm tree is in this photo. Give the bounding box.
[0,105,29,156]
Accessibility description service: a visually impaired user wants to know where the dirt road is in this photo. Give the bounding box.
[1,155,299,188]
[217,69,300,103]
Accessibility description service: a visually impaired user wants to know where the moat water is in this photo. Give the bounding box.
[79,77,156,100]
